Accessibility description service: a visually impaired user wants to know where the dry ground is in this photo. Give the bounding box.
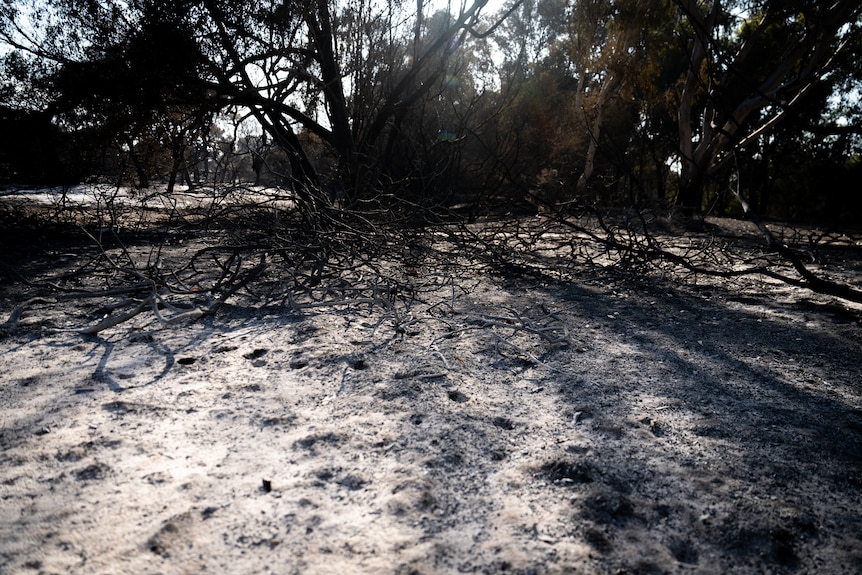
[1,196,861,574]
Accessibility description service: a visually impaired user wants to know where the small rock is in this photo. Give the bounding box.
[492,416,515,430]
[243,348,268,360]
[447,390,468,403]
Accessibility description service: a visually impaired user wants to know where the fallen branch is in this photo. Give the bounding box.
[730,153,862,304]
[0,297,57,331]
[491,331,564,374]
[78,297,151,335]
[539,195,862,305]
[464,311,569,346]
[150,294,205,326]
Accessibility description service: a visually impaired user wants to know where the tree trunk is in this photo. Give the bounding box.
[677,161,707,211]
[674,0,719,212]
[127,139,150,189]
[576,70,622,195]
[167,167,178,195]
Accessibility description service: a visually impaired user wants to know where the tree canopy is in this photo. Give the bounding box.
[2,0,861,223]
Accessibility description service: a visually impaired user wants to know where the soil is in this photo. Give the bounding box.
[1,194,861,574]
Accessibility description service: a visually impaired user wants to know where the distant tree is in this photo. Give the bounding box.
[1,0,518,218]
[487,0,675,206]
[470,0,582,205]
[0,106,70,185]
[672,0,862,212]
[0,1,217,188]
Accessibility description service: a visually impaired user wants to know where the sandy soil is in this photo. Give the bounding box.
[1,208,861,574]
